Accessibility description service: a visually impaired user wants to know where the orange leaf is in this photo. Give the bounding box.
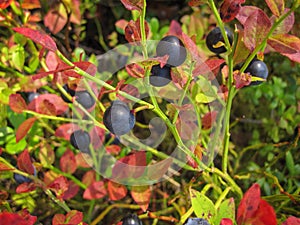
[16,117,36,143]
[107,180,127,201]
[9,94,27,113]
[131,185,151,212]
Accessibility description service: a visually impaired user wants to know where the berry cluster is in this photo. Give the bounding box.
[150,35,187,87]
[205,27,269,86]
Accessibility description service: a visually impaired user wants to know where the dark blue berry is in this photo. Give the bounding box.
[245,59,269,85]
[103,100,135,136]
[61,84,75,103]
[75,90,95,109]
[14,166,37,184]
[156,35,187,67]
[122,214,143,225]
[149,64,172,87]
[184,218,210,225]
[70,130,91,153]
[206,27,233,54]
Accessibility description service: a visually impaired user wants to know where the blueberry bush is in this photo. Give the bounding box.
[0,0,299,224]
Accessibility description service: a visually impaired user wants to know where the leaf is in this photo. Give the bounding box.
[18,209,37,225]
[112,151,147,180]
[190,189,216,222]
[214,198,235,225]
[233,30,250,64]
[147,158,173,181]
[193,59,225,77]
[10,44,25,72]
[220,0,246,23]
[39,143,55,167]
[282,216,300,225]
[120,0,143,11]
[82,170,96,187]
[16,117,36,143]
[107,180,128,201]
[117,84,140,103]
[62,181,79,200]
[265,0,284,17]
[236,6,262,25]
[244,9,271,51]
[75,152,92,168]
[55,123,81,140]
[60,149,77,174]
[64,61,97,78]
[16,182,36,193]
[17,149,34,175]
[268,34,300,63]
[44,9,67,34]
[21,0,41,9]
[131,185,151,212]
[237,183,261,225]
[271,9,294,35]
[234,71,252,89]
[27,94,68,115]
[13,27,57,52]
[125,18,149,44]
[188,0,206,7]
[0,161,14,171]
[90,126,105,150]
[9,94,27,113]
[106,145,121,155]
[0,0,12,9]
[52,214,66,225]
[182,32,205,66]
[0,212,30,225]
[66,210,84,224]
[247,199,277,225]
[168,20,183,37]
[48,176,69,200]
[125,63,144,78]
[83,181,107,200]
[202,111,218,129]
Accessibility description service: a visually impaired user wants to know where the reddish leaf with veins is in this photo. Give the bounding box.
[0,212,31,225]
[126,63,145,78]
[107,180,128,201]
[117,84,140,103]
[60,149,77,174]
[168,20,183,37]
[9,94,27,113]
[265,0,284,17]
[16,182,36,193]
[220,0,246,23]
[13,27,57,52]
[48,176,69,200]
[271,9,294,35]
[120,0,143,11]
[16,117,36,143]
[83,181,107,200]
[44,9,67,34]
[62,180,79,200]
[236,6,261,25]
[17,149,34,175]
[125,18,149,44]
[193,58,225,77]
[131,185,151,212]
[18,209,37,225]
[234,70,252,89]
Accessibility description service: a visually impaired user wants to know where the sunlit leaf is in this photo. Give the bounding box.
[265,0,284,17]
[131,185,151,212]
[16,117,36,143]
[9,94,27,113]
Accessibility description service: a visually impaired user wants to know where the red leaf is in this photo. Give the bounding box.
[106,145,121,155]
[202,111,218,129]
[220,0,246,23]
[120,0,143,11]
[62,180,79,200]
[21,0,41,9]
[0,212,29,225]
[234,71,252,89]
[83,181,107,200]
[193,59,225,77]
[125,63,145,78]
[17,149,34,175]
[31,65,74,81]
[115,19,128,31]
[265,0,284,17]
[243,8,271,51]
[82,170,96,187]
[248,199,277,225]
[267,34,300,64]
[66,210,84,224]
[0,0,12,9]
[125,18,149,44]
[236,6,261,25]
[64,61,97,78]
[16,117,36,143]
[44,9,67,34]
[16,182,36,193]
[117,84,140,103]
[112,151,147,180]
[0,162,13,171]
[131,185,151,212]
[18,209,37,225]
[28,94,68,115]
[188,0,206,7]
[9,94,27,113]
[52,214,66,225]
[13,27,57,52]
[55,123,81,140]
[107,180,128,201]
[48,176,69,200]
[75,152,92,168]
[182,33,205,66]
[220,218,233,225]
[271,9,294,35]
[282,216,300,225]
[168,20,183,37]
[60,149,77,174]
[237,183,261,225]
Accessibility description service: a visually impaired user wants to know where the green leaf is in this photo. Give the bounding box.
[214,198,235,224]
[286,151,295,176]
[195,76,218,103]
[190,189,216,222]
[6,136,27,154]
[0,127,14,145]
[9,44,25,72]
[150,17,159,34]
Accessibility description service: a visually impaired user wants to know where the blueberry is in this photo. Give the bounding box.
[184,218,210,225]
[75,90,95,109]
[156,35,187,67]
[122,214,143,225]
[206,27,233,54]
[245,59,269,85]
[27,92,40,103]
[14,166,37,184]
[61,84,75,103]
[70,130,91,153]
[103,100,135,136]
[149,64,172,87]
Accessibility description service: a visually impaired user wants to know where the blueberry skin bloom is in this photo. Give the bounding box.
[103,100,135,136]
[206,27,233,54]
[184,218,210,225]
[245,59,269,85]
[14,166,37,184]
[122,214,143,225]
[149,64,172,87]
[70,130,91,153]
[156,35,187,67]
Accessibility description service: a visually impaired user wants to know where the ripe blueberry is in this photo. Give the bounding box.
[149,64,172,87]
[70,130,91,153]
[156,35,187,67]
[184,218,210,225]
[61,84,75,103]
[206,27,233,54]
[14,166,37,184]
[245,59,268,85]
[122,214,143,225]
[103,100,135,136]
[75,90,95,109]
